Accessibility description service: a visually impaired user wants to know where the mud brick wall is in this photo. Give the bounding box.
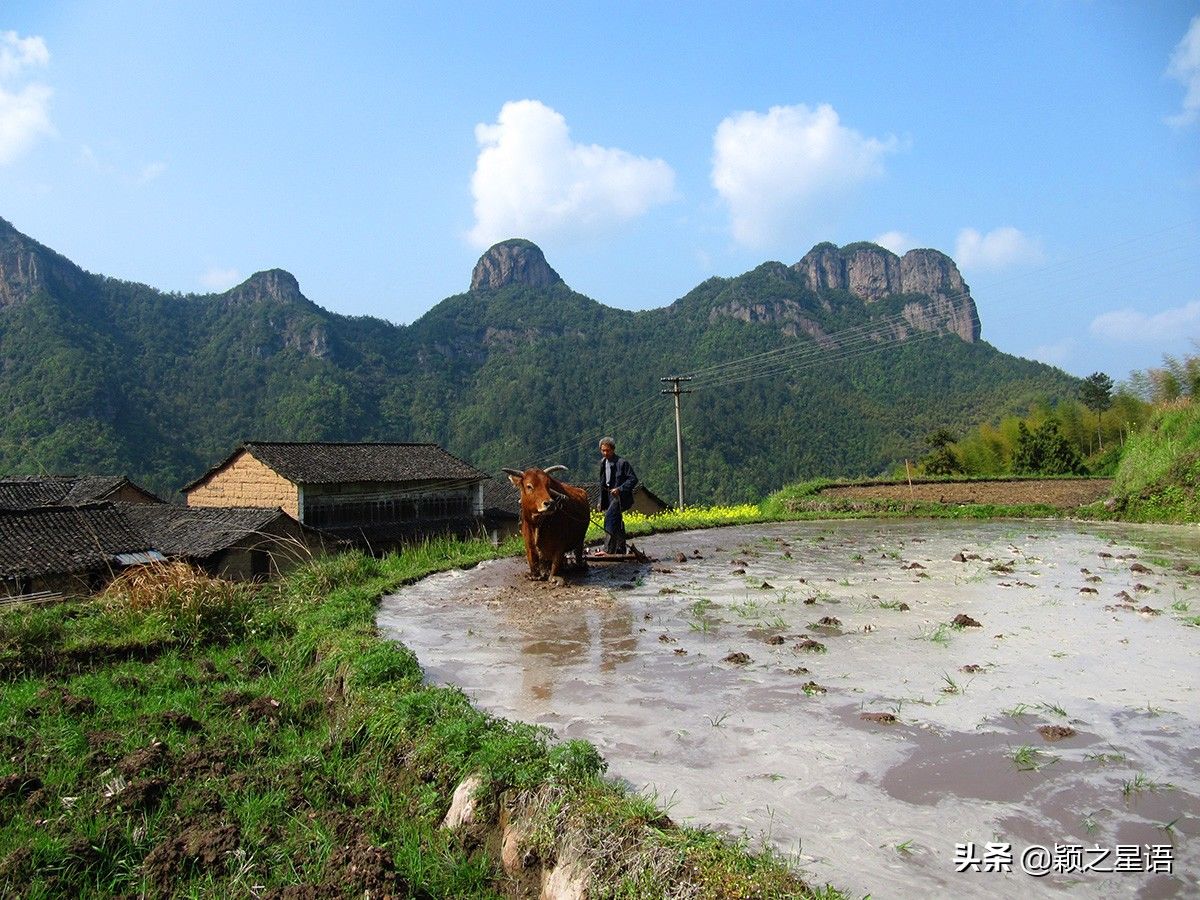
[185,451,298,517]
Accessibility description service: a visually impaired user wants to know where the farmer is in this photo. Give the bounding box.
[597,436,638,556]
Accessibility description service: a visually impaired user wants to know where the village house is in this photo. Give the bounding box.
[0,473,325,599]
[182,441,489,549]
[120,504,323,581]
[0,504,165,597]
[0,475,162,510]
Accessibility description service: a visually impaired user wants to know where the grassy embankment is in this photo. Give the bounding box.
[1077,398,1200,523]
[0,543,838,899]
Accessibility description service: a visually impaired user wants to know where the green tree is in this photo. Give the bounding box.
[921,428,963,475]
[1012,419,1085,476]
[1079,371,1114,452]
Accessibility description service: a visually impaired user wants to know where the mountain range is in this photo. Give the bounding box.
[0,217,1075,503]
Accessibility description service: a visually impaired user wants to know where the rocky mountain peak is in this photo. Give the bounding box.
[0,217,89,310]
[791,242,979,342]
[470,239,563,292]
[222,269,305,306]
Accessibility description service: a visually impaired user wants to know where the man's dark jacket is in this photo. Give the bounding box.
[598,455,638,510]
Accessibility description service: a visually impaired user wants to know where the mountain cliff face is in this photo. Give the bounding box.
[0,220,1075,502]
[470,239,563,291]
[732,242,982,343]
[0,218,90,309]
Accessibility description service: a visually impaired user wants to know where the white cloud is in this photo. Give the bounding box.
[469,99,676,247]
[200,267,242,291]
[138,161,167,183]
[0,31,48,79]
[873,230,917,255]
[0,31,51,165]
[0,83,53,164]
[1166,15,1200,128]
[954,226,1044,271]
[1028,338,1075,367]
[1089,300,1200,343]
[711,103,899,247]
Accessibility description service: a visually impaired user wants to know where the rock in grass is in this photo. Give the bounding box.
[442,774,485,830]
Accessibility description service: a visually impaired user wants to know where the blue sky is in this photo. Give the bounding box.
[2,1,1197,383]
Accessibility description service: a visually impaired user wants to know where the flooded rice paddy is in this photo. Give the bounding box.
[377,520,1200,897]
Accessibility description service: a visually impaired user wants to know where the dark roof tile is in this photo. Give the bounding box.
[0,475,159,510]
[0,504,154,579]
[120,504,296,559]
[184,442,487,490]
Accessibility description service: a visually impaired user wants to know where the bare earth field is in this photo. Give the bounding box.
[816,478,1113,508]
[378,519,1199,898]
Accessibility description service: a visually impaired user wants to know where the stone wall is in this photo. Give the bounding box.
[185,451,298,517]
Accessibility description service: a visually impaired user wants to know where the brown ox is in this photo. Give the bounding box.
[503,465,590,585]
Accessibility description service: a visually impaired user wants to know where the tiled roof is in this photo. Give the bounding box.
[0,504,155,579]
[481,477,520,517]
[0,475,147,510]
[120,504,295,559]
[0,502,308,581]
[184,442,487,490]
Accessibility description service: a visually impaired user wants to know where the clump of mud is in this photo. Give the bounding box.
[1037,725,1076,742]
[860,712,898,725]
[0,773,41,801]
[143,820,240,890]
[724,652,751,665]
[951,614,981,628]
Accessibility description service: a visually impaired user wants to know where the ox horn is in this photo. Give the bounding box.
[544,465,568,475]
[502,468,523,478]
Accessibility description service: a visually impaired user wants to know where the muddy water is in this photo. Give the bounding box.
[377,520,1200,898]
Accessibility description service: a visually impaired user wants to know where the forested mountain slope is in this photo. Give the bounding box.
[0,218,1076,502]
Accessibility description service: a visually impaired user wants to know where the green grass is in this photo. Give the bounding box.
[1079,400,1199,523]
[914,624,951,646]
[1121,773,1173,798]
[0,543,837,898]
[1011,745,1058,772]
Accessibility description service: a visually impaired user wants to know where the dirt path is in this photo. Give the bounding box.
[817,478,1111,508]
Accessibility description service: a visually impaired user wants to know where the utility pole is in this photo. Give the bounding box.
[660,375,693,510]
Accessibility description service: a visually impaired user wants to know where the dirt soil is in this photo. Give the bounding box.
[817,478,1112,507]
